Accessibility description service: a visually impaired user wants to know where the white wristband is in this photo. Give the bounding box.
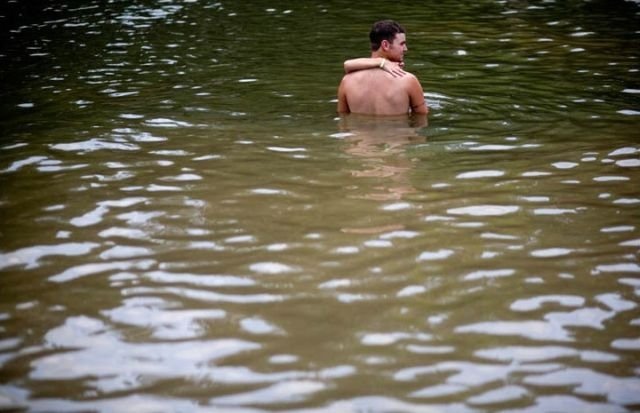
[379,58,386,69]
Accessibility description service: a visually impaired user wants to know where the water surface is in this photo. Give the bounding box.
[1,1,639,412]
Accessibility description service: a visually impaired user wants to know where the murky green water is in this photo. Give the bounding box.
[1,1,639,412]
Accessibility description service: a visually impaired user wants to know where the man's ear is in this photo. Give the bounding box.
[381,39,389,50]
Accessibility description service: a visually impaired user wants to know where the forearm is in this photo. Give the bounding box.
[344,57,385,73]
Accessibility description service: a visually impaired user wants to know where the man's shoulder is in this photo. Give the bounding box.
[398,71,423,89]
[340,69,421,93]
[340,70,361,84]
[400,71,420,82]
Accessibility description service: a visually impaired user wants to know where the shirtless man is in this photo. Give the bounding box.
[337,20,428,116]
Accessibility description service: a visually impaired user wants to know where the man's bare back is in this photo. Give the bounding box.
[336,20,428,116]
[338,68,424,116]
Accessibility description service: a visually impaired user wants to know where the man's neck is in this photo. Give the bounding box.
[372,51,401,64]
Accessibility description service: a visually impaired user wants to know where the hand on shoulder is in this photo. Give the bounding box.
[380,59,407,78]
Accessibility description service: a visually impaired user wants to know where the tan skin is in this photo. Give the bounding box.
[337,33,428,116]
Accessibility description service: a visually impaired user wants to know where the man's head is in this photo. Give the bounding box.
[369,20,407,62]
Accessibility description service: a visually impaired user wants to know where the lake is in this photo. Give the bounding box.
[1,1,639,412]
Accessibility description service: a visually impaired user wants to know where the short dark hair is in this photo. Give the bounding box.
[369,20,405,51]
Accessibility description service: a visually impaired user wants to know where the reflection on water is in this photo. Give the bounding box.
[339,113,426,203]
[336,114,427,238]
[1,0,639,411]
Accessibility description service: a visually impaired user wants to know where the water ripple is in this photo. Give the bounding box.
[0,242,100,270]
[1,156,48,173]
[456,170,505,179]
[475,345,619,363]
[447,205,520,216]
[103,297,226,340]
[31,316,258,390]
[249,262,297,274]
[361,332,431,346]
[468,385,529,405]
[70,198,147,227]
[523,368,640,405]
[464,269,515,281]
[530,248,574,257]
[211,380,326,406]
[417,249,455,261]
[145,118,194,128]
[49,259,156,283]
[123,286,285,304]
[50,139,140,152]
[455,320,573,341]
[144,271,255,287]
